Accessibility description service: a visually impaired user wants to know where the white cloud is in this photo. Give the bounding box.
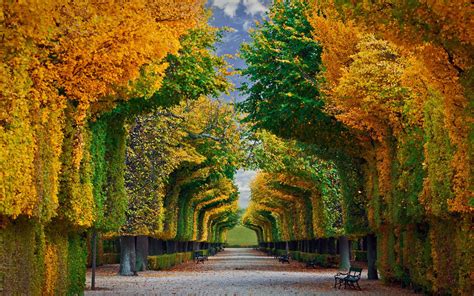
[212,0,241,18]
[243,20,251,31]
[234,169,257,208]
[211,0,267,18]
[242,0,267,16]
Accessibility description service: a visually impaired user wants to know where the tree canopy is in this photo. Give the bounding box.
[240,1,473,294]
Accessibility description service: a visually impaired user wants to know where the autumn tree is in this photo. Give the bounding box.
[239,0,367,237]
[1,1,205,293]
[241,0,473,293]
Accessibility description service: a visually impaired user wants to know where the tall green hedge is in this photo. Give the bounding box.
[147,252,194,270]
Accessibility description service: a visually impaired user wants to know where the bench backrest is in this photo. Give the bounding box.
[348,267,362,278]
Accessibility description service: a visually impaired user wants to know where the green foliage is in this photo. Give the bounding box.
[120,24,239,241]
[244,130,363,242]
[268,248,338,267]
[57,106,94,228]
[240,1,367,240]
[113,24,232,116]
[392,128,426,224]
[353,250,367,262]
[242,1,472,294]
[336,159,367,234]
[239,0,324,135]
[90,114,128,232]
[2,7,238,296]
[67,233,87,295]
[1,218,45,294]
[239,0,353,155]
[101,253,120,265]
[149,25,231,106]
[0,219,87,295]
[123,97,241,240]
[422,91,454,216]
[147,252,193,270]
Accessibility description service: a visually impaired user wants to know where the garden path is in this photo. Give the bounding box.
[85,248,416,295]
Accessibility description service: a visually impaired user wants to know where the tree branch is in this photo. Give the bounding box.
[442,45,464,76]
[187,132,224,142]
[155,111,185,120]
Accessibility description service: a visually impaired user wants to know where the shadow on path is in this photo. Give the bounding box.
[85,248,417,295]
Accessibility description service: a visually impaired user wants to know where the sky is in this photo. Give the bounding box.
[207,0,271,102]
[207,0,271,208]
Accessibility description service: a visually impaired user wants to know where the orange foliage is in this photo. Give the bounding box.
[308,6,361,95]
[309,1,472,214]
[1,0,204,221]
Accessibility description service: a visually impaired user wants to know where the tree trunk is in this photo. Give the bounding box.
[367,233,378,280]
[285,241,289,255]
[119,236,137,276]
[135,236,148,271]
[91,230,97,290]
[348,239,353,260]
[338,236,350,270]
[149,238,163,255]
[328,238,336,255]
[320,238,328,254]
[310,240,316,253]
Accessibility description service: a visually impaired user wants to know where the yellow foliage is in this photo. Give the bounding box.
[200,201,237,242]
[1,0,204,222]
[43,244,59,295]
[308,6,361,96]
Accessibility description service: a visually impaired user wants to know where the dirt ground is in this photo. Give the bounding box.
[85,248,417,295]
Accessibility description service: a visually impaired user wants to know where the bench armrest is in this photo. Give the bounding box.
[335,272,348,277]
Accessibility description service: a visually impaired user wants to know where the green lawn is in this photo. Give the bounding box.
[226,225,258,247]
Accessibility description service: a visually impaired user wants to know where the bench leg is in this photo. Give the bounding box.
[334,278,343,289]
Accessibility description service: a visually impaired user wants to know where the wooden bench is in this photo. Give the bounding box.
[334,267,362,290]
[278,255,290,264]
[305,260,319,269]
[193,251,208,264]
[195,255,206,263]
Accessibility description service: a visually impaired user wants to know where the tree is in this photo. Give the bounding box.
[1,1,205,292]
[119,97,242,275]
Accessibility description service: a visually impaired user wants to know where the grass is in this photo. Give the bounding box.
[226,225,258,247]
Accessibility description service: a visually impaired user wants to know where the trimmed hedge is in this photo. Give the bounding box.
[290,251,339,267]
[147,252,194,270]
[1,218,87,295]
[102,253,120,264]
[353,250,367,262]
[264,248,340,267]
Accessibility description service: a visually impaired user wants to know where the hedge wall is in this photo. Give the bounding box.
[147,252,195,270]
[262,248,340,268]
[1,218,87,295]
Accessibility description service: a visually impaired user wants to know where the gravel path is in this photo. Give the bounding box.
[85,248,416,295]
